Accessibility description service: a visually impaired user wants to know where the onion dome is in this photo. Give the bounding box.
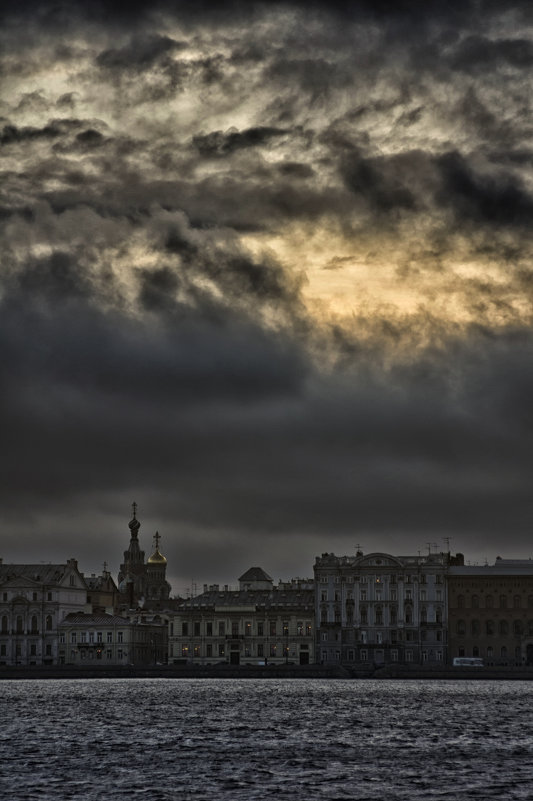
[129,501,141,536]
[148,531,167,564]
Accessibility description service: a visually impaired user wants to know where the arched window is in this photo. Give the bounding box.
[46,615,53,631]
[487,646,493,658]
[457,595,465,609]
[514,620,523,636]
[499,595,507,609]
[486,620,495,635]
[31,615,38,634]
[499,620,508,636]
[457,620,466,635]
[471,619,480,636]
[16,616,23,634]
[375,606,383,625]
[486,595,494,609]
[471,595,479,609]
[514,595,521,609]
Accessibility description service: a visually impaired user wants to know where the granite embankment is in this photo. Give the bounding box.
[2,663,533,680]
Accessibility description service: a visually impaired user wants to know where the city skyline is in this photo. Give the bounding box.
[2,0,533,590]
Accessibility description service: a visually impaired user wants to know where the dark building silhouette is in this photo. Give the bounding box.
[117,504,171,607]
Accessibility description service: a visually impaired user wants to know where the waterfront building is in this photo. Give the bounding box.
[84,566,119,614]
[117,504,171,608]
[0,558,88,666]
[168,568,315,666]
[314,550,449,666]
[59,611,167,665]
[448,558,533,666]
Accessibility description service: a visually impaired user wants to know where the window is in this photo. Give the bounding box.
[360,589,367,601]
[375,607,383,625]
[486,595,494,608]
[118,649,123,660]
[405,589,412,601]
[71,633,77,644]
[471,595,479,608]
[194,622,201,636]
[1,616,7,634]
[182,622,188,636]
[218,644,225,657]
[405,650,413,662]
[283,622,289,636]
[269,621,277,636]
[59,633,65,644]
[499,620,508,635]
[45,615,52,631]
[501,645,508,659]
[89,632,94,643]
[194,646,200,657]
[31,615,38,634]
[473,646,480,657]
[405,606,412,625]
[257,622,264,636]
[390,607,397,624]
[232,622,239,636]
[487,646,493,658]
[270,644,277,657]
[30,644,37,656]
[218,622,225,636]
[436,590,442,602]
[321,591,327,601]
[391,649,398,662]
[297,621,303,636]
[257,644,264,657]
[457,620,466,635]
[107,632,113,643]
[33,592,38,601]
[514,620,523,636]
[420,591,426,602]
[206,644,212,657]
[47,592,52,601]
[422,650,428,662]
[106,649,112,660]
[514,595,521,609]
[70,576,75,586]
[360,607,367,624]
[306,623,312,636]
[471,620,480,636]
[420,608,427,624]
[206,622,213,636]
[360,650,368,662]
[486,620,495,635]
[245,622,252,636]
[457,595,465,609]
[97,632,103,643]
[118,631,123,643]
[45,644,52,656]
[390,589,397,601]
[376,632,383,644]
[181,645,189,657]
[500,595,507,609]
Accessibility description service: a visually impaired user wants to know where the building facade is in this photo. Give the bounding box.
[0,558,88,666]
[448,558,533,666]
[59,611,167,665]
[168,568,315,666]
[314,551,449,666]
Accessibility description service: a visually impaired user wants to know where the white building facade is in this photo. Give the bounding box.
[314,551,449,666]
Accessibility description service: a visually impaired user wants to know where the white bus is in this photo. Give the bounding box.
[453,657,484,667]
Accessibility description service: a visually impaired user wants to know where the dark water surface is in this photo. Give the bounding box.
[1,678,532,800]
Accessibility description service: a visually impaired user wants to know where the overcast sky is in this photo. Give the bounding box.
[1,0,532,595]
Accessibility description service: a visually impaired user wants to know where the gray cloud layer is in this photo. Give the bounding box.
[1,0,532,591]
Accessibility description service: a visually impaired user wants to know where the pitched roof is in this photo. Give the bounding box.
[0,563,77,585]
[238,567,273,582]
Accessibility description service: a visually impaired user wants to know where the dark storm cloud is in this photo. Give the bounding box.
[1,0,533,585]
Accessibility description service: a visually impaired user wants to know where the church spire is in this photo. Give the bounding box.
[128,501,141,538]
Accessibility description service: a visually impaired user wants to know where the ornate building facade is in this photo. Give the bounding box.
[314,550,450,666]
[168,568,315,666]
[0,558,88,666]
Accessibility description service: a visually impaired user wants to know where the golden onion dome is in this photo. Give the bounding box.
[148,547,167,565]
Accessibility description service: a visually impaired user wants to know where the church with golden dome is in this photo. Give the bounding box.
[117,503,171,607]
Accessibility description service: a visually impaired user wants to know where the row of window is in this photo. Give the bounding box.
[2,591,56,602]
[456,594,533,609]
[319,575,444,584]
[322,589,444,602]
[176,621,313,637]
[61,631,124,644]
[458,645,523,659]
[321,649,444,662]
[1,614,53,633]
[0,643,53,656]
[456,619,533,636]
[177,643,309,658]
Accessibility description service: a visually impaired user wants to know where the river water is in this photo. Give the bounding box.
[1,678,532,800]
